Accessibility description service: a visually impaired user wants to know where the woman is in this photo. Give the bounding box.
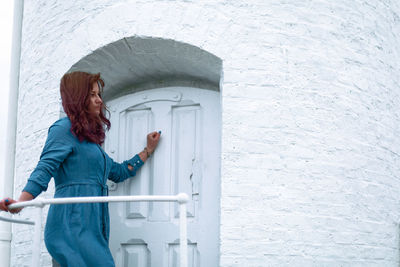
[0,71,160,266]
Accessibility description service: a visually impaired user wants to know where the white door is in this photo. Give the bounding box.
[105,87,220,267]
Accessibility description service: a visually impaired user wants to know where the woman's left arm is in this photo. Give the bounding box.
[108,131,160,183]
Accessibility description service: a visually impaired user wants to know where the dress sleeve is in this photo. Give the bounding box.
[22,123,73,198]
[107,154,144,183]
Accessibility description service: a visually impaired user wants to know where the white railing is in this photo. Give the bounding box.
[0,193,189,267]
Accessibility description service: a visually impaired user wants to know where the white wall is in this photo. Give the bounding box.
[12,1,400,266]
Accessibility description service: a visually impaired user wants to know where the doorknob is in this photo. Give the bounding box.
[107,181,117,191]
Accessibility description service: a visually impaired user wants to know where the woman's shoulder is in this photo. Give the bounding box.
[52,116,71,128]
[47,117,74,140]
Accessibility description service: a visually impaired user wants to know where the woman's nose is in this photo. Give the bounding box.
[96,96,102,104]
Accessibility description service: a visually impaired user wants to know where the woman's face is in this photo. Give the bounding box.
[88,82,102,116]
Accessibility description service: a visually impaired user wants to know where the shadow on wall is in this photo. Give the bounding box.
[67,36,222,102]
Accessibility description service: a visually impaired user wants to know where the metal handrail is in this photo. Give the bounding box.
[0,215,34,225]
[0,193,189,267]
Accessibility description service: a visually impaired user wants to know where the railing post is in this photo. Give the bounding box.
[178,193,188,267]
[32,200,44,267]
[179,202,187,267]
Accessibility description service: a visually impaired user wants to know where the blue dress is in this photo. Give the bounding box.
[22,117,144,267]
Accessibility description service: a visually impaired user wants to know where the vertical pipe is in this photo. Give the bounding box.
[179,202,188,267]
[0,1,24,267]
[3,0,23,196]
[31,207,42,267]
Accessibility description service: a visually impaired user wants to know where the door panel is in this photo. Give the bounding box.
[171,104,201,218]
[106,88,220,267]
[121,241,151,267]
[168,242,199,267]
[121,107,151,219]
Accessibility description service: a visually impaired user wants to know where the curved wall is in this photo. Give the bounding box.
[13,1,400,266]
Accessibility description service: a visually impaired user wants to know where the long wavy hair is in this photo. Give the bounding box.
[60,71,110,145]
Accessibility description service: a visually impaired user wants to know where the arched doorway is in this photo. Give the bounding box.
[68,37,222,267]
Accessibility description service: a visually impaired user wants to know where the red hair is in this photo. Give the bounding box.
[60,71,110,144]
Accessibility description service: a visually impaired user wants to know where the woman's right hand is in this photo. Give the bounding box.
[0,198,22,214]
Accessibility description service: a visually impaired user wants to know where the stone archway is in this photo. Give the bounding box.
[67,36,222,101]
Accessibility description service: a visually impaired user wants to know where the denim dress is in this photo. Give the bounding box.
[23,117,144,267]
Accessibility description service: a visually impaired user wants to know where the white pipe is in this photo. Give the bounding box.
[180,202,188,267]
[0,215,34,225]
[8,195,185,209]
[0,1,24,267]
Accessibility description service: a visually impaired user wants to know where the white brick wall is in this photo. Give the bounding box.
[12,0,400,266]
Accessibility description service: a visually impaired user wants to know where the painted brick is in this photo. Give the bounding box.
[11,0,400,266]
